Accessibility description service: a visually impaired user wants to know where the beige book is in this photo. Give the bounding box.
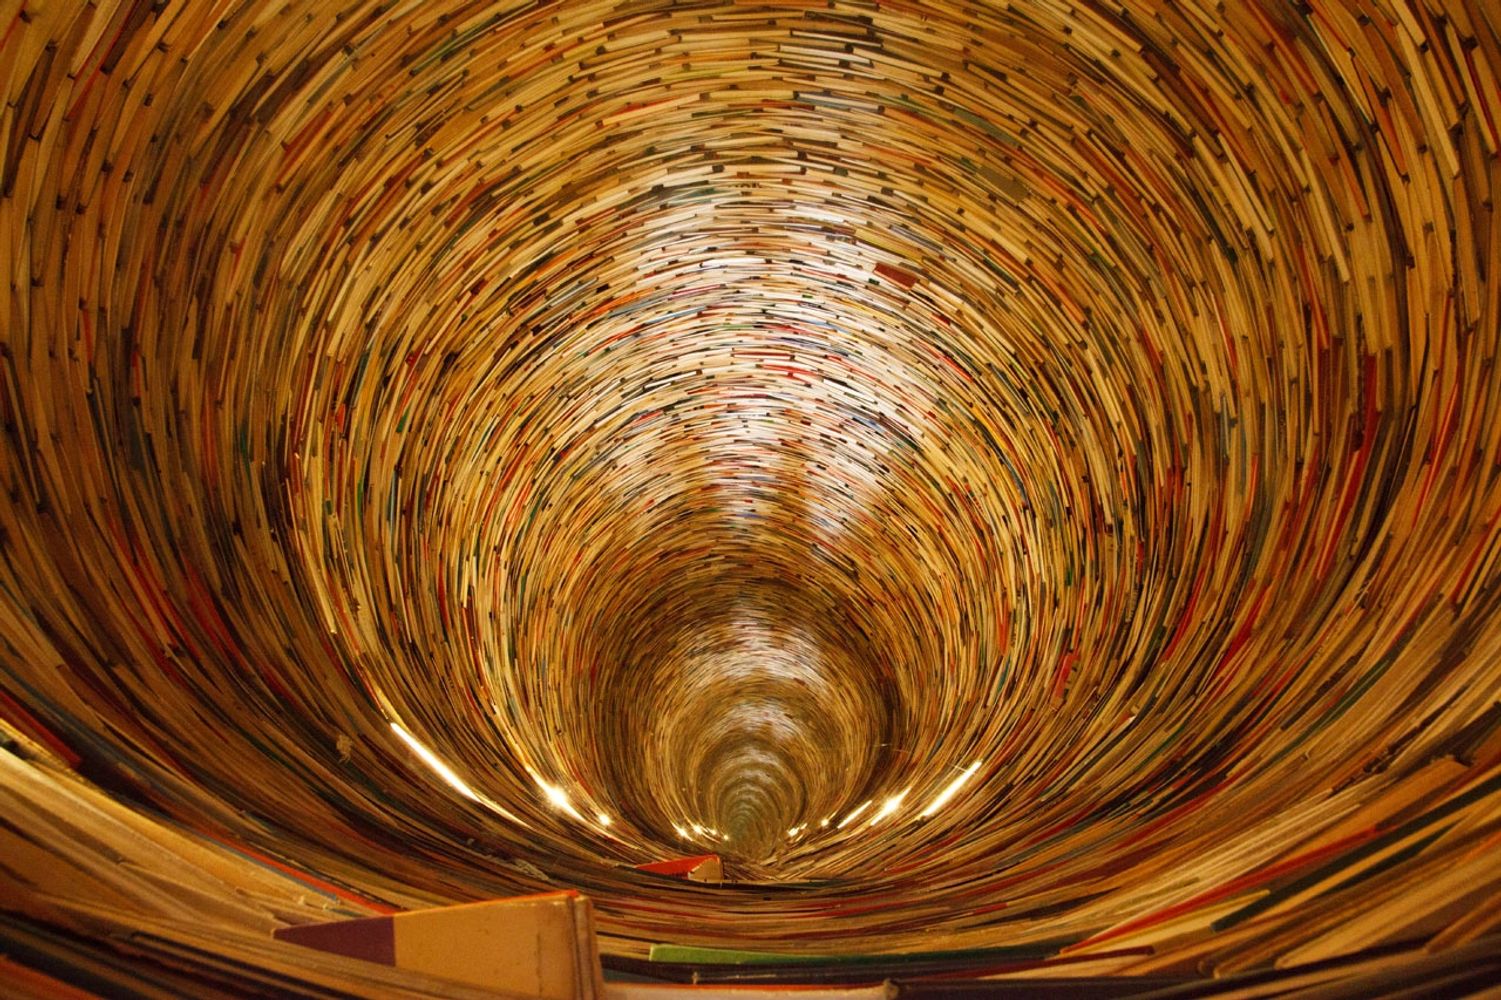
[275,891,604,999]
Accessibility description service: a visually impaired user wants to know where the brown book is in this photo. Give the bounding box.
[274,891,604,999]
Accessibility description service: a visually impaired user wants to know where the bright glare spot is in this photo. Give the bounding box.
[388,722,528,826]
[837,800,873,829]
[868,787,910,827]
[919,761,983,819]
[597,812,612,826]
[673,823,691,840]
[390,723,478,801]
[537,778,586,822]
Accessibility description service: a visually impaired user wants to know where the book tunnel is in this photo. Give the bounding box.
[2,0,1500,994]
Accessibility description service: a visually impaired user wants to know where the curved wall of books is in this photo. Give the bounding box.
[3,0,1501,981]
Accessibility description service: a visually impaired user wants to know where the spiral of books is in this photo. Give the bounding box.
[1,0,1499,992]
